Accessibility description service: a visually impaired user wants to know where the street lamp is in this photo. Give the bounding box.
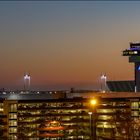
[89,99,97,140]
[88,112,93,140]
[90,99,97,105]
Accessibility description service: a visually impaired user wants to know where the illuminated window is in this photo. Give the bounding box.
[97,109,115,113]
[9,120,17,126]
[132,111,139,116]
[10,104,17,112]
[0,103,3,113]
[98,115,113,120]
[9,134,17,140]
[9,114,17,119]
[131,102,139,109]
[9,127,17,133]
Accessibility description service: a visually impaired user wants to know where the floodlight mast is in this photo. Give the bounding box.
[100,74,107,92]
[24,72,30,92]
[123,42,140,92]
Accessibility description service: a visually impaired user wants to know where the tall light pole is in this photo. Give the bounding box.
[24,73,30,91]
[100,74,107,92]
[89,98,98,140]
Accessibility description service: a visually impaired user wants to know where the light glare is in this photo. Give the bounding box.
[90,99,97,105]
[24,74,30,80]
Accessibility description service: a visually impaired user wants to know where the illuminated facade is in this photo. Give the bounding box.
[0,92,140,140]
[0,100,7,139]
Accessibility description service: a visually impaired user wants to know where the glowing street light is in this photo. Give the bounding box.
[90,99,97,106]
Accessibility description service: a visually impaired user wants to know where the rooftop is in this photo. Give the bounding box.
[0,91,140,100]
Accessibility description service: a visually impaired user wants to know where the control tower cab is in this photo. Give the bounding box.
[123,42,140,92]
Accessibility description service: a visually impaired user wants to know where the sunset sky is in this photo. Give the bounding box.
[0,1,140,90]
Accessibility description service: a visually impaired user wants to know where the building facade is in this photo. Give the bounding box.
[0,92,140,140]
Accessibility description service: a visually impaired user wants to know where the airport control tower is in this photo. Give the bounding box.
[123,43,140,92]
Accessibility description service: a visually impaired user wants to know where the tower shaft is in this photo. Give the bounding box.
[123,43,140,92]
